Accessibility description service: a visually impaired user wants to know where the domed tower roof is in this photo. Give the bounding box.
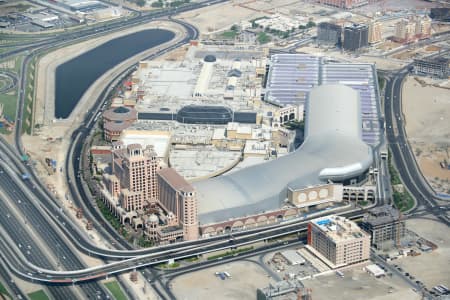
[148,214,159,223]
[204,54,217,63]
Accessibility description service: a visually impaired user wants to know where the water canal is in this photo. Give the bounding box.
[55,28,175,118]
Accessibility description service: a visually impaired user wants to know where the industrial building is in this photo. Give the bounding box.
[343,24,368,51]
[413,57,449,79]
[317,22,342,46]
[360,205,406,249]
[307,215,371,268]
[195,84,374,231]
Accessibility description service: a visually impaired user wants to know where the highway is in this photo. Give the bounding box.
[0,1,228,298]
[383,67,450,226]
[3,0,447,296]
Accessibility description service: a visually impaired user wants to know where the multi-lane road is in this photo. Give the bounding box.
[383,67,450,225]
[1,0,448,298]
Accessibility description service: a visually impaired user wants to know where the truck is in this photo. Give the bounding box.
[21,173,30,180]
[223,271,232,279]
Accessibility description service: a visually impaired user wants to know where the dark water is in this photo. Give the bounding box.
[55,29,175,118]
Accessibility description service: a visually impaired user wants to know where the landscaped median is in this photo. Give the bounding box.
[28,290,49,300]
[388,150,415,212]
[105,281,127,300]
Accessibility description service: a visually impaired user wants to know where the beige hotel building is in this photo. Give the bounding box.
[307,215,371,268]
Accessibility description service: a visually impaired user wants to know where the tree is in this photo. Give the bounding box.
[135,0,146,6]
[306,21,316,28]
[230,24,238,32]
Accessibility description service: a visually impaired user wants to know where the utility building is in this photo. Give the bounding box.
[360,205,405,249]
[307,215,371,268]
[343,24,368,51]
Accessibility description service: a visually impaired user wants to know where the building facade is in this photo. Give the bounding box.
[415,16,431,39]
[111,142,159,210]
[157,168,199,241]
[316,0,370,9]
[317,22,342,46]
[368,21,382,44]
[307,215,371,267]
[414,57,449,79]
[360,205,406,249]
[394,19,416,43]
[102,106,138,142]
[343,24,368,51]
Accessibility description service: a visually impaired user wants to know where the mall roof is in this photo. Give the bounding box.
[194,84,373,225]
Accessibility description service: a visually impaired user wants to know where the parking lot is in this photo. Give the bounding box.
[171,260,275,300]
[302,267,419,300]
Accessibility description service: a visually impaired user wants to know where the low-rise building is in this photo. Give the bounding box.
[360,205,405,249]
[103,106,138,141]
[413,57,449,79]
[307,215,371,268]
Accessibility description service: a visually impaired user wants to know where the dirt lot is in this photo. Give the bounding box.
[403,76,450,194]
[391,217,450,289]
[171,260,274,300]
[302,267,418,300]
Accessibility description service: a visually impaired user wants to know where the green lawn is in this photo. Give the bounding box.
[0,280,11,300]
[0,92,17,121]
[105,281,127,300]
[393,190,415,212]
[221,31,237,39]
[28,290,49,300]
[257,32,271,44]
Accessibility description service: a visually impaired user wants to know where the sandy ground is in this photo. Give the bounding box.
[402,76,450,194]
[391,217,450,289]
[303,267,418,300]
[171,260,275,300]
[177,0,342,37]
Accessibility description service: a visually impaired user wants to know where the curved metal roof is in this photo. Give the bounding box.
[193,84,373,225]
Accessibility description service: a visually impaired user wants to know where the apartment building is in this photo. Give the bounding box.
[307,215,370,267]
[368,21,382,44]
[360,205,405,249]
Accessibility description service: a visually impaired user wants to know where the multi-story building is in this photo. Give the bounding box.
[307,215,370,267]
[157,167,199,241]
[343,24,368,51]
[317,22,342,46]
[110,142,159,210]
[316,0,370,9]
[368,21,382,44]
[102,106,138,142]
[360,205,405,249]
[394,19,416,43]
[415,16,431,39]
[413,57,449,79]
